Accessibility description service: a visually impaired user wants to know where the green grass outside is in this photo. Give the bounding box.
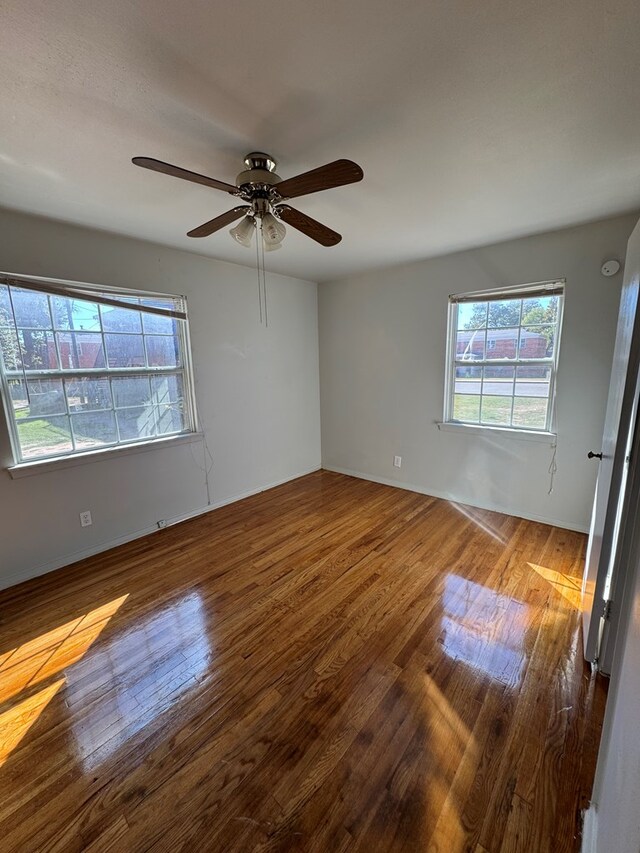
[14,392,547,456]
[452,394,547,429]
[14,407,74,453]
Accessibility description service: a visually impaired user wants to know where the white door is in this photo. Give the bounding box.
[582,222,640,665]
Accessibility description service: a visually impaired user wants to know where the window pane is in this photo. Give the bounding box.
[112,376,151,408]
[483,365,514,395]
[71,411,118,449]
[155,404,185,435]
[485,328,518,359]
[447,287,561,434]
[520,325,554,359]
[0,282,193,463]
[116,406,156,440]
[65,377,112,412]
[145,335,180,367]
[8,378,28,416]
[19,330,59,370]
[100,303,142,333]
[487,299,521,328]
[52,297,102,332]
[0,284,11,321]
[56,331,105,370]
[0,327,22,370]
[515,365,551,397]
[512,397,548,429]
[454,365,481,395]
[457,302,487,330]
[453,394,480,423]
[11,288,52,329]
[17,414,73,459]
[26,378,66,416]
[105,334,145,368]
[522,295,559,325]
[456,329,485,361]
[151,374,183,404]
[142,310,176,335]
[480,395,512,426]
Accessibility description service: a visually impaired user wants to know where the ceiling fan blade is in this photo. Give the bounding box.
[187,206,250,238]
[273,159,363,200]
[276,205,342,246]
[132,157,239,195]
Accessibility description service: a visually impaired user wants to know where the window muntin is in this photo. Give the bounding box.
[445,283,564,432]
[0,276,196,464]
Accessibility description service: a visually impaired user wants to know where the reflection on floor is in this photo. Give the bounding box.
[67,592,210,770]
[441,575,529,685]
[0,471,607,852]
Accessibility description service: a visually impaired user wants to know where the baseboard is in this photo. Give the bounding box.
[1,465,322,591]
[322,465,589,533]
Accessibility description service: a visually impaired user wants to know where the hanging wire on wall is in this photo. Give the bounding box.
[548,368,559,494]
[548,441,558,495]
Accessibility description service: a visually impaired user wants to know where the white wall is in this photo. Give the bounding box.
[319,213,639,531]
[582,220,640,853]
[0,208,321,589]
[2,209,637,590]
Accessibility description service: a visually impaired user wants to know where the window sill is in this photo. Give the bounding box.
[7,432,204,479]
[436,421,556,445]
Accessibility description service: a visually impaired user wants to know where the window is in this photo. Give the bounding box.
[0,273,197,464]
[444,281,564,432]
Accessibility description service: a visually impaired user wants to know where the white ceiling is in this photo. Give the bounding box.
[1,0,640,282]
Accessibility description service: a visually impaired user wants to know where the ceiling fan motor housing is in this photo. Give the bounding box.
[236,152,281,193]
[244,152,277,172]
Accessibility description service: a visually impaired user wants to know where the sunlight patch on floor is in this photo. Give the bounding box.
[420,671,477,847]
[0,595,128,767]
[528,563,582,609]
[0,679,65,768]
[0,595,128,705]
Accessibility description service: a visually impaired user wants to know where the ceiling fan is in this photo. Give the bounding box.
[132,152,364,251]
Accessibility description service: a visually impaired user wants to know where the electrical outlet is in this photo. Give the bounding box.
[79,510,92,527]
[394,455,402,468]
[157,519,167,529]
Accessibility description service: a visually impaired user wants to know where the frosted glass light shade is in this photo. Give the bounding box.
[230,216,256,247]
[261,212,286,246]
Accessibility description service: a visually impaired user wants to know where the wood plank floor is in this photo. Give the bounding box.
[0,471,607,852]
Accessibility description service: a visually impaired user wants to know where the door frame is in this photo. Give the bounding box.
[599,362,640,673]
[584,221,640,671]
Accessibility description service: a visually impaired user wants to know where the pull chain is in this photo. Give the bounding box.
[254,220,269,327]
[260,225,268,327]
[255,222,263,325]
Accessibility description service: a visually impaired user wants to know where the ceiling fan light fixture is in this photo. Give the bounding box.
[263,240,282,252]
[261,212,286,246]
[229,216,256,247]
[133,152,363,248]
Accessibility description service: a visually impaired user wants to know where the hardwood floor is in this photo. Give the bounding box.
[0,471,606,852]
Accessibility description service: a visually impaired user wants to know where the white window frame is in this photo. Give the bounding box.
[443,280,565,435]
[0,272,199,468]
